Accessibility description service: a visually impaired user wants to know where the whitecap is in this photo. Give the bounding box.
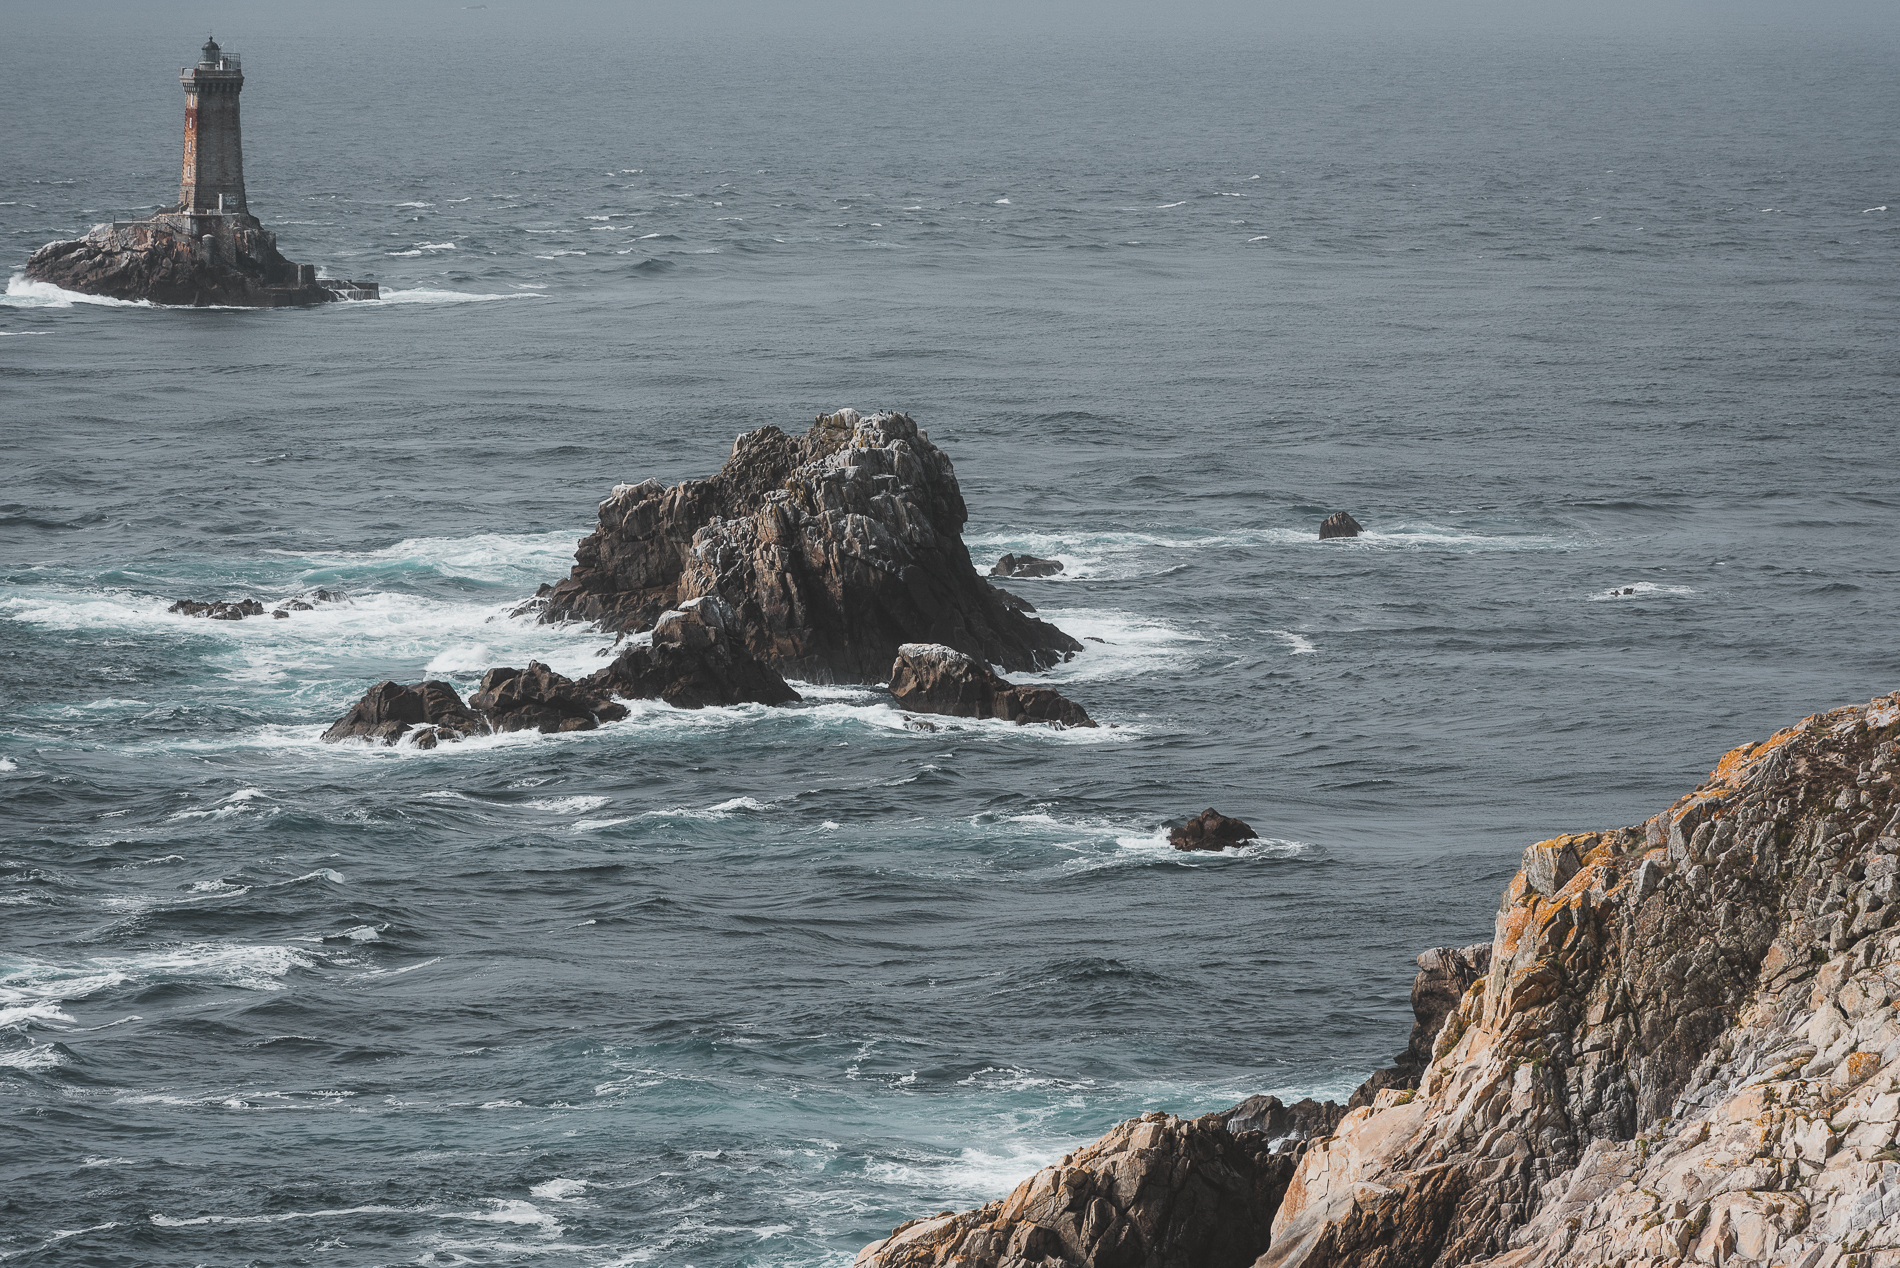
[524,795,610,814]
[0,1043,68,1070]
[1588,582,1696,601]
[4,273,151,308]
[1267,629,1317,654]
[994,198,1011,205]
[529,1178,587,1200]
[373,288,541,304]
[0,758,16,772]
[151,1204,409,1227]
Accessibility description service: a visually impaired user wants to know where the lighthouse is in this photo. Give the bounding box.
[179,36,246,214]
[22,35,378,305]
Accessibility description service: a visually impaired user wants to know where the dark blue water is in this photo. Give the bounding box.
[4,8,1898,1265]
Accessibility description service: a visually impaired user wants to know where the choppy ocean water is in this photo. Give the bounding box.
[3,7,1897,1265]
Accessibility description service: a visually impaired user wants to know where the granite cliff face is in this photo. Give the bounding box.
[23,216,361,307]
[888,643,1094,728]
[859,691,1900,1268]
[535,410,1082,683]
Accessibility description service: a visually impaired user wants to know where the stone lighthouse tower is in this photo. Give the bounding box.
[22,35,378,305]
[178,36,246,214]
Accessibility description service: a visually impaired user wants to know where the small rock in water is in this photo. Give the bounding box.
[888,643,1094,728]
[990,553,1064,578]
[1318,511,1362,539]
[169,598,266,620]
[1169,808,1259,851]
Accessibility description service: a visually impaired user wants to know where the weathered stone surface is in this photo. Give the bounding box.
[537,409,1082,682]
[1170,808,1259,852]
[863,691,1900,1268]
[1259,689,1900,1268]
[319,680,486,746]
[24,216,343,308]
[322,600,797,745]
[887,642,1093,728]
[466,661,626,735]
[855,1112,1298,1268]
[1317,512,1362,540]
[1346,943,1492,1109]
[587,597,800,709]
[991,553,1064,578]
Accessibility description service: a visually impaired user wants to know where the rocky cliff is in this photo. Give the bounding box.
[24,215,366,307]
[534,409,1082,683]
[858,691,1900,1268]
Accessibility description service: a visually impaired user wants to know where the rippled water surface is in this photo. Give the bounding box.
[3,6,1898,1265]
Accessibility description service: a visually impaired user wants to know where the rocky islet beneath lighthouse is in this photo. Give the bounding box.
[23,38,375,307]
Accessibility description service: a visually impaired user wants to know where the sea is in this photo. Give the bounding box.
[2,4,1896,1264]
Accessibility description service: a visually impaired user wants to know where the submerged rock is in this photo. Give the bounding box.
[887,643,1093,728]
[863,691,1900,1268]
[536,409,1082,682]
[1317,511,1362,539]
[321,599,797,746]
[990,553,1064,578]
[1168,808,1258,851]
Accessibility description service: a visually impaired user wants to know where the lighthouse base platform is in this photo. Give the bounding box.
[22,212,377,307]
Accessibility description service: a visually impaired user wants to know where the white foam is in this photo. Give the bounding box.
[1588,582,1697,601]
[1157,200,1187,208]
[0,1043,68,1070]
[1268,629,1317,654]
[442,1199,561,1231]
[0,1000,73,1028]
[0,758,15,772]
[151,1204,407,1227]
[525,795,610,814]
[994,198,1011,205]
[373,288,542,305]
[4,273,151,307]
[572,817,636,832]
[529,1178,587,1200]
[0,943,313,1008]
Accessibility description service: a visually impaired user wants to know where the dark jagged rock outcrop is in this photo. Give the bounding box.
[862,691,1900,1268]
[24,217,369,308]
[321,599,797,746]
[888,643,1094,728]
[1343,943,1491,1109]
[856,1112,1299,1268]
[169,598,265,621]
[319,680,487,746]
[466,662,629,735]
[535,409,1082,682]
[1169,808,1260,852]
[991,553,1064,578]
[589,598,801,709]
[1317,512,1362,540]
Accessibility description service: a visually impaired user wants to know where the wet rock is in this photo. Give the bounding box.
[1317,511,1362,539]
[169,598,266,620]
[584,597,800,710]
[319,680,486,746]
[536,409,1082,682]
[466,661,626,735]
[887,643,1093,728]
[987,584,1036,614]
[855,1111,1296,1268]
[868,694,1900,1268]
[24,216,352,308]
[990,553,1064,578]
[1168,808,1258,851]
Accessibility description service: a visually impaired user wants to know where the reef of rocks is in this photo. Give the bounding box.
[170,589,347,621]
[321,599,796,746]
[24,216,373,307]
[533,410,1082,683]
[859,691,1900,1268]
[888,643,1094,728]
